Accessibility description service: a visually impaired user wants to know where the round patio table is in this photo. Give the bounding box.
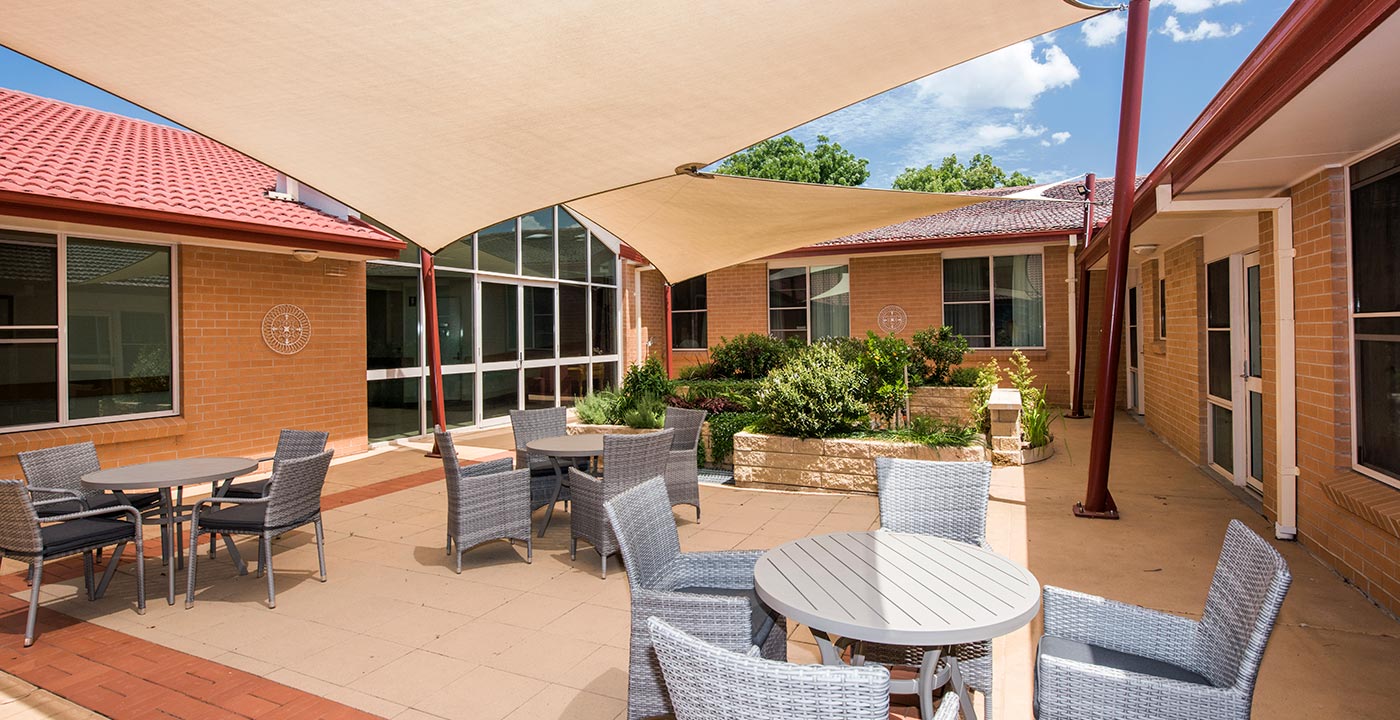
[754,531,1040,719]
[83,457,259,606]
[525,434,604,537]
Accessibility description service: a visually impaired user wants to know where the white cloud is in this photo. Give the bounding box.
[915,40,1079,110]
[1052,131,1071,144]
[1155,0,1243,13]
[1161,15,1243,42]
[1081,13,1127,47]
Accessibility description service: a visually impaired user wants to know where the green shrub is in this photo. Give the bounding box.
[710,333,800,379]
[855,416,982,448]
[816,335,864,365]
[755,343,867,438]
[910,326,970,386]
[1021,388,1055,448]
[704,411,765,464]
[856,331,913,428]
[621,392,667,429]
[622,356,673,400]
[969,358,1002,434]
[948,366,980,387]
[671,379,763,412]
[675,362,714,380]
[576,390,623,425]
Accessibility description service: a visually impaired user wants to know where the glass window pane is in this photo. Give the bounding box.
[672,276,707,312]
[521,210,555,278]
[768,267,807,308]
[945,304,990,348]
[1350,172,1400,314]
[1128,287,1139,369]
[1248,264,1261,377]
[558,209,589,281]
[481,282,518,363]
[67,238,172,420]
[482,369,518,419]
[590,236,616,285]
[1207,258,1230,329]
[1250,390,1263,482]
[1211,404,1234,472]
[367,264,421,370]
[0,230,59,327]
[672,312,706,349]
[993,254,1043,347]
[769,309,807,341]
[592,362,616,392]
[1356,324,1400,479]
[1159,278,1167,338]
[592,286,616,355]
[477,220,517,275]
[1208,329,1232,400]
[524,286,555,360]
[943,257,990,303]
[434,237,474,270]
[442,372,474,429]
[368,377,420,441]
[810,265,849,340]
[524,366,557,409]
[559,284,588,357]
[0,343,58,427]
[435,271,473,365]
[561,363,588,406]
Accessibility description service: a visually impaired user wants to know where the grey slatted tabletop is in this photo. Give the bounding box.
[526,434,604,458]
[754,531,1041,647]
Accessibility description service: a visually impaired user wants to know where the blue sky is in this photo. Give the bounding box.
[0,0,1289,189]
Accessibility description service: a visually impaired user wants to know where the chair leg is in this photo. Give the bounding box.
[82,551,95,602]
[256,536,266,578]
[95,542,126,599]
[446,531,452,555]
[24,561,43,647]
[134,532,146,615]
[526,536,533,564]
[184,529,200,609]
[263,532,276,609]
[696,505,701,523]
[314,518,327,582]
[600,552,607,579]
[455,549,462,574]
[570,537,577,561]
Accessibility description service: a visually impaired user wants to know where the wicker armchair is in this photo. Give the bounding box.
[1035,519,1291,720]
[863,457,995,719]
[18,441,160,514]
[0,480,145,647]
[185,450,334,609]
[436,428,531,571]
[223,429,330,498]
[648,617,961,720]
[605,478,787,720]
[509,407,579,511]
[663,407,706,521]
[569,429,673,578]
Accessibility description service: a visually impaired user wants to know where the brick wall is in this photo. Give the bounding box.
[621,264,667,369]
[1079,267,1129,412]
[1140,238,1207,463]
[849,252,940,338]
[0,244,369,476]
[1258,211,1279,523]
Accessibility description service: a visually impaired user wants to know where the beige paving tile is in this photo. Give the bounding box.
[502,684,625,720]
[481,630,600,682]
[266,667,408,718]
[415,666,547,720]
[479,592,580,630]
[355,650,478,706]
[541,602,631,647]
[421,619,531,663]
[553,644,629,700]
[285,634,415,685]
[359,600,475,647]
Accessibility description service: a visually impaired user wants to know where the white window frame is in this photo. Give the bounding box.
[0,225,181,434]
[671,275,707,350]
[940,248,1047,350]
[765,262,849,342]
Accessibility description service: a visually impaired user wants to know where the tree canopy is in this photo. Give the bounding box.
[715,135,870,186]
[892,153,1035,193]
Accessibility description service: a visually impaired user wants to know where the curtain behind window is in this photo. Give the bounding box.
[809,265,849,340]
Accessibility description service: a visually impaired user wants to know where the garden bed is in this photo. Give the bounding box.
[908,386,977,425]
[732,431,987,495]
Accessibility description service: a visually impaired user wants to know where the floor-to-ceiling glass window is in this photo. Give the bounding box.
[364,207,621,441]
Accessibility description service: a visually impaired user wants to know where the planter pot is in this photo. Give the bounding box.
[732,431,988,495]
[909,386,978,425]
[1022,442,1055,465]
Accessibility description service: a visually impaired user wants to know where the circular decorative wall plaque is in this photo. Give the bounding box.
[877,304,908,334]
[261,304,311,355]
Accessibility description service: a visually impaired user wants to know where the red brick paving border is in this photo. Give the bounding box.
[0,454,509,719]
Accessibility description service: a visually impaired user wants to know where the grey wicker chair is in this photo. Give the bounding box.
[18,441,160,514]
[1034,519,1291,720]
[222,429,330,498]
[864,457,995,719]
[509,407,581,512]
[663,407,706,521]
[184,449,334,609]
[435,427,532,571]
[0,479,145,647]
[605,478,787,720]
[569,429,674,578]
[648,617,961,720]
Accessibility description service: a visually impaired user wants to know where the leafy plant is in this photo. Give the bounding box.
[816,335,865,365]
[622,355,673,400]
[948,366,981,387]
[621,392,667,430]
[671,379,763,411]
[704,411,765,465]
[969,358,1003,434]
[754,343,867,438]
[709,333,800,379]
[1021,388,1056,449]
[910,325,970,386]
[853,416,982,448]
[1005,349,1043,409]
[575,390,623,425]
[856,331,913,429]
[675,362,715,380]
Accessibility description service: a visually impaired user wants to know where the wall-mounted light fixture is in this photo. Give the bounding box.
[1131,244,1159,256]
[292,249,319,262]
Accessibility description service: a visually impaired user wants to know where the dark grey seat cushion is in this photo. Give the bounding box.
[1037,635,1211,686]
[199,503,268,531]
[222,479,270,498]
[40,518,136,555]
[36,491,160,517]
[674,586,776,645]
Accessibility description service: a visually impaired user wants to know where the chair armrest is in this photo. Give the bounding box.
[671,550,763,590]
[1042,585,1198,668]
[27,486,88,510]
[256,455,275,464]
[38,504,142,525]
[567,466,603,502]
[633,587,755,653]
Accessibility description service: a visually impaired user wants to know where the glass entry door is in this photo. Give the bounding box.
[476,279,558,426]
[1243,252,1263,492]
[1205,253,1264,493]
[1126,285,1143,414]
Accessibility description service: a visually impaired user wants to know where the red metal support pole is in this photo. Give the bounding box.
[421,248,448,457]
[1067,173,1097,419]
[1076,0,1150,520]
[663,283,674,377]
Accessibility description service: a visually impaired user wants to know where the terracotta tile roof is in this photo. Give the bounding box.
[0,88,394,243]
[817,176,1144,247]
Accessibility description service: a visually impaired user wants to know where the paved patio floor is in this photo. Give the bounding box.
[4,413,1399,719]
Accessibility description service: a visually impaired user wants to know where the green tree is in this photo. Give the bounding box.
[716,135,870,186]
[892,153,1035,192]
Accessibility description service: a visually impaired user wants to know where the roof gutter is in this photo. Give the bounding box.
[773,229,1075,259]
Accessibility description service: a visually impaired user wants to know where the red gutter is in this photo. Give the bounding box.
[1080,0,1400,269]
[770,229,1075,259]
[0,190,406,259]
[1076,0,1149,521]
[421,249,448,457]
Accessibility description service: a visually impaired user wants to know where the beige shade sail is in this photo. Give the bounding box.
[568,174,993,282]
[0,1,1103,255]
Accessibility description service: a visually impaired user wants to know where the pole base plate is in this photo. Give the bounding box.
[1063,412,1090,419]
[1073,492,1119,520]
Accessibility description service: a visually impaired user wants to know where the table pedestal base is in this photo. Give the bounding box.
[812,630,978,720]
